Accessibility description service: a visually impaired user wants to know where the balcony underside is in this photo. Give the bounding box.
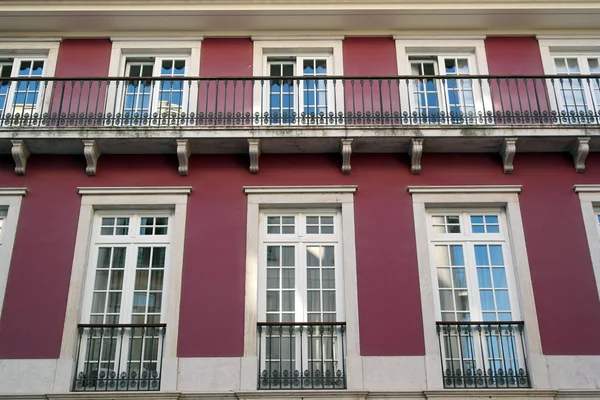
[2,7,600,34]
[0,126,598,155]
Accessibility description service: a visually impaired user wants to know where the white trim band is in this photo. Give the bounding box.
[408,185,522,194]
[574,185,600,193]
[244,186,357,194]
[0,188,28,196]
[78,187,193,195]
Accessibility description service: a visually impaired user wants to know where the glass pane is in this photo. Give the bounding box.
[107,292,122,313]
[267,269,280,289]
[450,245,464,266]
[489,245,504,266]
[435,246,449,266]
[492,268,508,288]
[282,247,295,267]
[97,248,111,269]
[480,290,495,311]
[496,290,511,310]
[478,268,492,288]
[282,291,295,312]
[135,270,149,290]
[110,270,124,290]
[307,268,320,289]
[307,291,321,312]
[91,292,106,313]
[438,268,451,288]
[94,270,109,290]
[452,268,467,288]
[322,246,335,266]
[137,247,151,268]
[267,246,280,266]
[323,292,336,312]
[150,270,164,290]
[307,247,320,266]
[474,245,489,266]
[266,292,279,312]
[152,248,166,269]
[439,290,454,311]
[322,269,335,289]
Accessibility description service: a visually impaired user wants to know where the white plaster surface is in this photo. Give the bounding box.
[0,359,57,394]
[362,357,427,391]
[546,356,600,390]
[178,357,241,392]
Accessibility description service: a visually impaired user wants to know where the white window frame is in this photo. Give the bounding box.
[427,209,521,323]
[0,40,60,119]
[395,36,493,125]
[0,188,27,319]
[57,187,191,393]
[252,38,345,125]
[409,185,549,390]
[574,185,600,301]
[106,38,202,123]
[538,36,600,120]
[241,186,362,391]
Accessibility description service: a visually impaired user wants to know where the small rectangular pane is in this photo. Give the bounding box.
[307,268,320,289]
[307,291,321,312]
[94,270,109,290]
[492,268,508,288]
[109,270,124,290]
[449,245,464,266]
[267,269,280,289]
[91,292,106,313]
[307,247,320,266]
[452,267,467,288]
[137,247,151,268]
[489,245,504,266]
[267,246,280,266]
[437,268,452,288]
[266,291,279,312]
[322,246,335,266]
[150,270,164,290]
[282,246,295,266]
[132,293,147,313]
[478,268,492,288]
[107,292,122,313]
[439,290,454,311]
[135,270,149,290]
[495,290,511,310]
[435,246,449,266]
[454,291,469,311]
[282,291,295,312]
[323,292,336,312]
[474,245,489,266]
[480,290,495,311]
[322,269,335,289]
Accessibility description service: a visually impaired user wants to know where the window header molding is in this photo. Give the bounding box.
[574,185,600,193]
[111,36,204,42]
[408,185,522,194]
[393,34,486,41]
[78,187,193,196]
[244,185,357,195]
[252,35,344,41]
[0,188,27,196]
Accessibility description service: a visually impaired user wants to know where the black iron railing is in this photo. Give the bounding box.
[436,321,531,389]
[1,75,600,128]
[257,322,346,390]
[72,324,166,392]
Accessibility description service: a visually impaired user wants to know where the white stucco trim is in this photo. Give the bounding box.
[0,40,60,77]
[409,188,550,390]
[537,36,600,75]
[408,185,522,194]
[243,185,357,194]
[0,188,27,319]
[56,188,191,393]
[574,185,600,301]
[241,186,362,390]
[77,186,193,195]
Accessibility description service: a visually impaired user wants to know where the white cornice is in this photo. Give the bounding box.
[393,34,486,40]
[0,37,62,42]
[252,35,345,41]
[574,184,600,193]
[78,187,193,195]
[244,185,357,194]
[0,188,28,196]
[111,36,204,42]
[408,185,522,194]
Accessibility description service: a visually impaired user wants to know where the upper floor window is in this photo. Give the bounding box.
[253,38,344,125]
[551,55,600,120]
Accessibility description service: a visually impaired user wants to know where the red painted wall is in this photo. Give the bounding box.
[485,37,551,122]
[343,37,399,124]
[51,39,112,121]
[198,38,253,124]
[1,152,600,358]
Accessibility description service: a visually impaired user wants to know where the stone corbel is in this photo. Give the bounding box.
[11,140,29,175]
[571,137,590,173]
[248,139,260,174]
[500,138,517,174]
[82,140,100,176]
[176,139,191,176]
[341,138,353,174]
[409,138,424,174]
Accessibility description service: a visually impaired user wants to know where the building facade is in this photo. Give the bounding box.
[0,1,600,399]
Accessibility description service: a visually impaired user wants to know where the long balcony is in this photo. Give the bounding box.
[257,322,347,390]
[1,75,598,157]
[72,324,166,392]
[436,321,531,389]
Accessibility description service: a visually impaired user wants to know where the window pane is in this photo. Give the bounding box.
[281,269,294,289]
[267,269,279,289]
[492,268,508,288]
[307,268,320,289]
[452,267,467,288]
[489,245,504,266]
[322,269,335,289]
[307,291,321,312]
[266,292,279,312]
[450,245,464,266]
[474,245,489,266]
[439,290,454,311]
[478,268,492,288]
[480,290,495,311]
[323,292,336,312]
[282,246,295,266]
[495,290,511,310]
[438,268,452,288]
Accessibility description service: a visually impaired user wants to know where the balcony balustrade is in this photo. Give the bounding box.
[1,75,599,129]
[257,322,346,390]
[72,324,166,392]
[436,321,531,389]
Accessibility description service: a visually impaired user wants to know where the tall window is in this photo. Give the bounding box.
[0,58,45,117]
[76,212,171,391]
[257,210,346,389]
[122,57,186,121]
[552,56,600,120]
[267,56,333,124]
[0,209,5,257]
[428,210,528,387]
[409,56,478,124]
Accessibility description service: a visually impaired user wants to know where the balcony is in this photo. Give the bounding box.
[0,75,598,158]
[72,323,166,392]
[436,321,531,389]
[257,322,347,390]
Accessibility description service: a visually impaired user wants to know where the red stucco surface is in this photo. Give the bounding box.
[1,153,600,358]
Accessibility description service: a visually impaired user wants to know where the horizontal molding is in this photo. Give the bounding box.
[424,389,557,398]
[393,34,486,40]
[574,184,600,193]
[0,187,28,196]
[252,35,345,41]
[244,185,358,194]
[408,185,522,194]
[78,186,193,195]
[111,36,204,42]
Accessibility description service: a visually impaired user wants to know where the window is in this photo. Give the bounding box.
[395,37,492,125]
[266,57,333,124]
[574,185,600,301]
[552,56,600,120]
[74,212,171,391]
[0,58,46,118]
[409,56,479,124]
[253,39,344,125]
[0,188,27,321]
[122,57,187,120]
[242,186,359,391]
[409,186,543,390]
[106,39,202,125]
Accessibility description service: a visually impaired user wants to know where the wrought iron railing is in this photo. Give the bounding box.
[436,321,531,389]
[257,322,346,390]
[1,75,600,128]
[72,323,166,392]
